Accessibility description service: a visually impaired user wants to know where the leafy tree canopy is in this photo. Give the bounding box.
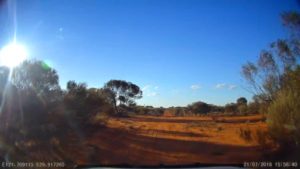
[103,80,142,113]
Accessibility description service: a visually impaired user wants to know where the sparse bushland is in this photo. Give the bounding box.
[0,60,271,167]
[134,106,164,116]
[241,11,300,159]
[0,60,142,165]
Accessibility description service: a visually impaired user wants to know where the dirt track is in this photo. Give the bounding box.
[67,114,268,166]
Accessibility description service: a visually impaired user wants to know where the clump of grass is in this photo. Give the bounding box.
[238,127,252,142]
[254,129,271,150]
[239,127,274,151]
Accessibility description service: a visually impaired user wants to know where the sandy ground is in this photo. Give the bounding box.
[65,114,269,166]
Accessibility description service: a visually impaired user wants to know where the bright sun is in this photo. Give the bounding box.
[0,43,28,68]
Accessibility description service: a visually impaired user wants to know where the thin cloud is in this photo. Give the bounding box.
[142,85,151,91]
[215,83,226,89]
[147,92,158,97]
[142,85,159,97]
[228,84,237,90]
[190,84,201,90]
[215,83,238,90]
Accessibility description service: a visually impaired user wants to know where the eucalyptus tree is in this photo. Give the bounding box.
[103,80,142,114]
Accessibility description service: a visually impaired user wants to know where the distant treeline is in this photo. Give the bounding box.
[133,97,258,116]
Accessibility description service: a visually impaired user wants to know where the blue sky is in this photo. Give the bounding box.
[0,0,299,107]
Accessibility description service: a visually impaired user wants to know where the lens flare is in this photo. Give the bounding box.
[0,43,28,68]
